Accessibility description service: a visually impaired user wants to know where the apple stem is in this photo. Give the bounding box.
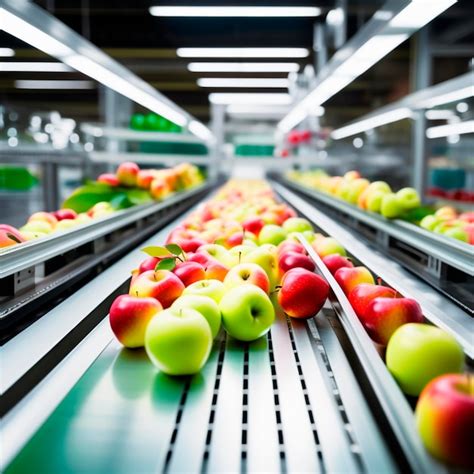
[135,291,138,297]
[238,251,242,264]
[376,277,383,286]
[176,256,184,263]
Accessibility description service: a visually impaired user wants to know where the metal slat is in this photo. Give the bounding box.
[270,310,321,473]
[290,318,360,473]
[207,337,244,473]
[166,342,221,473]
[310,316,397,473]
[247,337,281,473]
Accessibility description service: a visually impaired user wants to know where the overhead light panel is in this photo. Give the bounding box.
[278,0,457,133]
[0,62,72,72]
[425,109,455,120]
[177,48,309,58]
[416,86,474,109]
[15,79,94,89]
[188,62,300,73]
[426,120,474,139]
[209,93,293,105]
[331,108,413,139]
[197,78,289,88]
[0,48,15,57]
[150,6,321,17]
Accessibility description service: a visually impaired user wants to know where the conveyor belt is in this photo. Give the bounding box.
[4,305,398,474]
[273,175,474,313]
[3,180,468,473]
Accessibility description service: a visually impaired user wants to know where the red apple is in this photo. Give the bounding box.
[278,268,329,319]
[150,179,172,200]
[129,269,184,308]
[0,224,25,247]
[138,256,161,274]
[334,266,375,295]
[109,294,162,348]
[136,170,155,189]
[223,263,270,294]
[242,217,265,236]
[277,241,306,255]
[348,283,397,319]
[322,254,354,275]
[117,161,140,187]
[173,261,206,287]
[53,208,78,221]
[415,374,474,469]
[188,252,229,281]
[278,251,315,273]
[97,173,120,187]
[362,296,424,345]
[28,211,58,228]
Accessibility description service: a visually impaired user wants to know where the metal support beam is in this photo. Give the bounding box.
[410,27,431,196]
[313,23,327,74]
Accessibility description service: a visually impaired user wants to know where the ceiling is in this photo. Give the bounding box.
[1,0,473,128]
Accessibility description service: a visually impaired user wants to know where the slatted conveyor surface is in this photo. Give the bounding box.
[5,304,396,474]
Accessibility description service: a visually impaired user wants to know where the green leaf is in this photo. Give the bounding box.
[165,243,183,256]
[141,246,172,257]
[155,257,176,271]
[124,188,153,205]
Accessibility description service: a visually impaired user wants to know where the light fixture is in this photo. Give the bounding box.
[425,109,454,120]
[0,47,15,57]
[456,102,468,113]
[15,79,94,89]
[331,108,412,140]
[177,48,309,58]
[278,0,457,133]
[150,6,321,17]
[426,120,474,139]
[227,104,324,117]
[389,0,456,28]
[209,93,293,105]
[0,0,213,141]
[353,137,364,148]
[197,78,289,88]
[188,62,300,73]
[416,86,474,109]
[0,62,72,72]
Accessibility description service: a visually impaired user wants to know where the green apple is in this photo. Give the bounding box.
[366,190,388,213]
[282,217,313,233]
[55,219,79,232]
[243,247,279,290]
[171,295,221,338]
[443,227,469,242]
[345,178,370,204]
[396,187,421,211]
[368,181,392,194]
[313,237,346,257]
[420,215,440,231]
[301,230,317,242]
[381,193,403,218]
[145,307,212,375]
[20,221,53,234]
[21,230,48,240]
[183,279,225,303]
[219,286,275,341]
[228,244,258,266]
[258,224,287,246]
[198,244,232,266]
[386,323,464,396]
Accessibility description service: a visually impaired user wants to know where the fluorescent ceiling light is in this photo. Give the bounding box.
[15,79,94,89]
[0,48,15,57]
[0,9,74,57]
[331,108,413,140]
[425,109,454,120]
[426,120,474,139]
[389,0,456,28]
[64,55,187,126]
[416,86,474,109]
[0,1,213,141]
[188,62,300,73]
[0,62,72,72]
[210,93,293,105]
[197,78,289,88]
[278,0,457,133]
[150,6,321,17]
[177,48,309,58]
[228,104,291,114]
